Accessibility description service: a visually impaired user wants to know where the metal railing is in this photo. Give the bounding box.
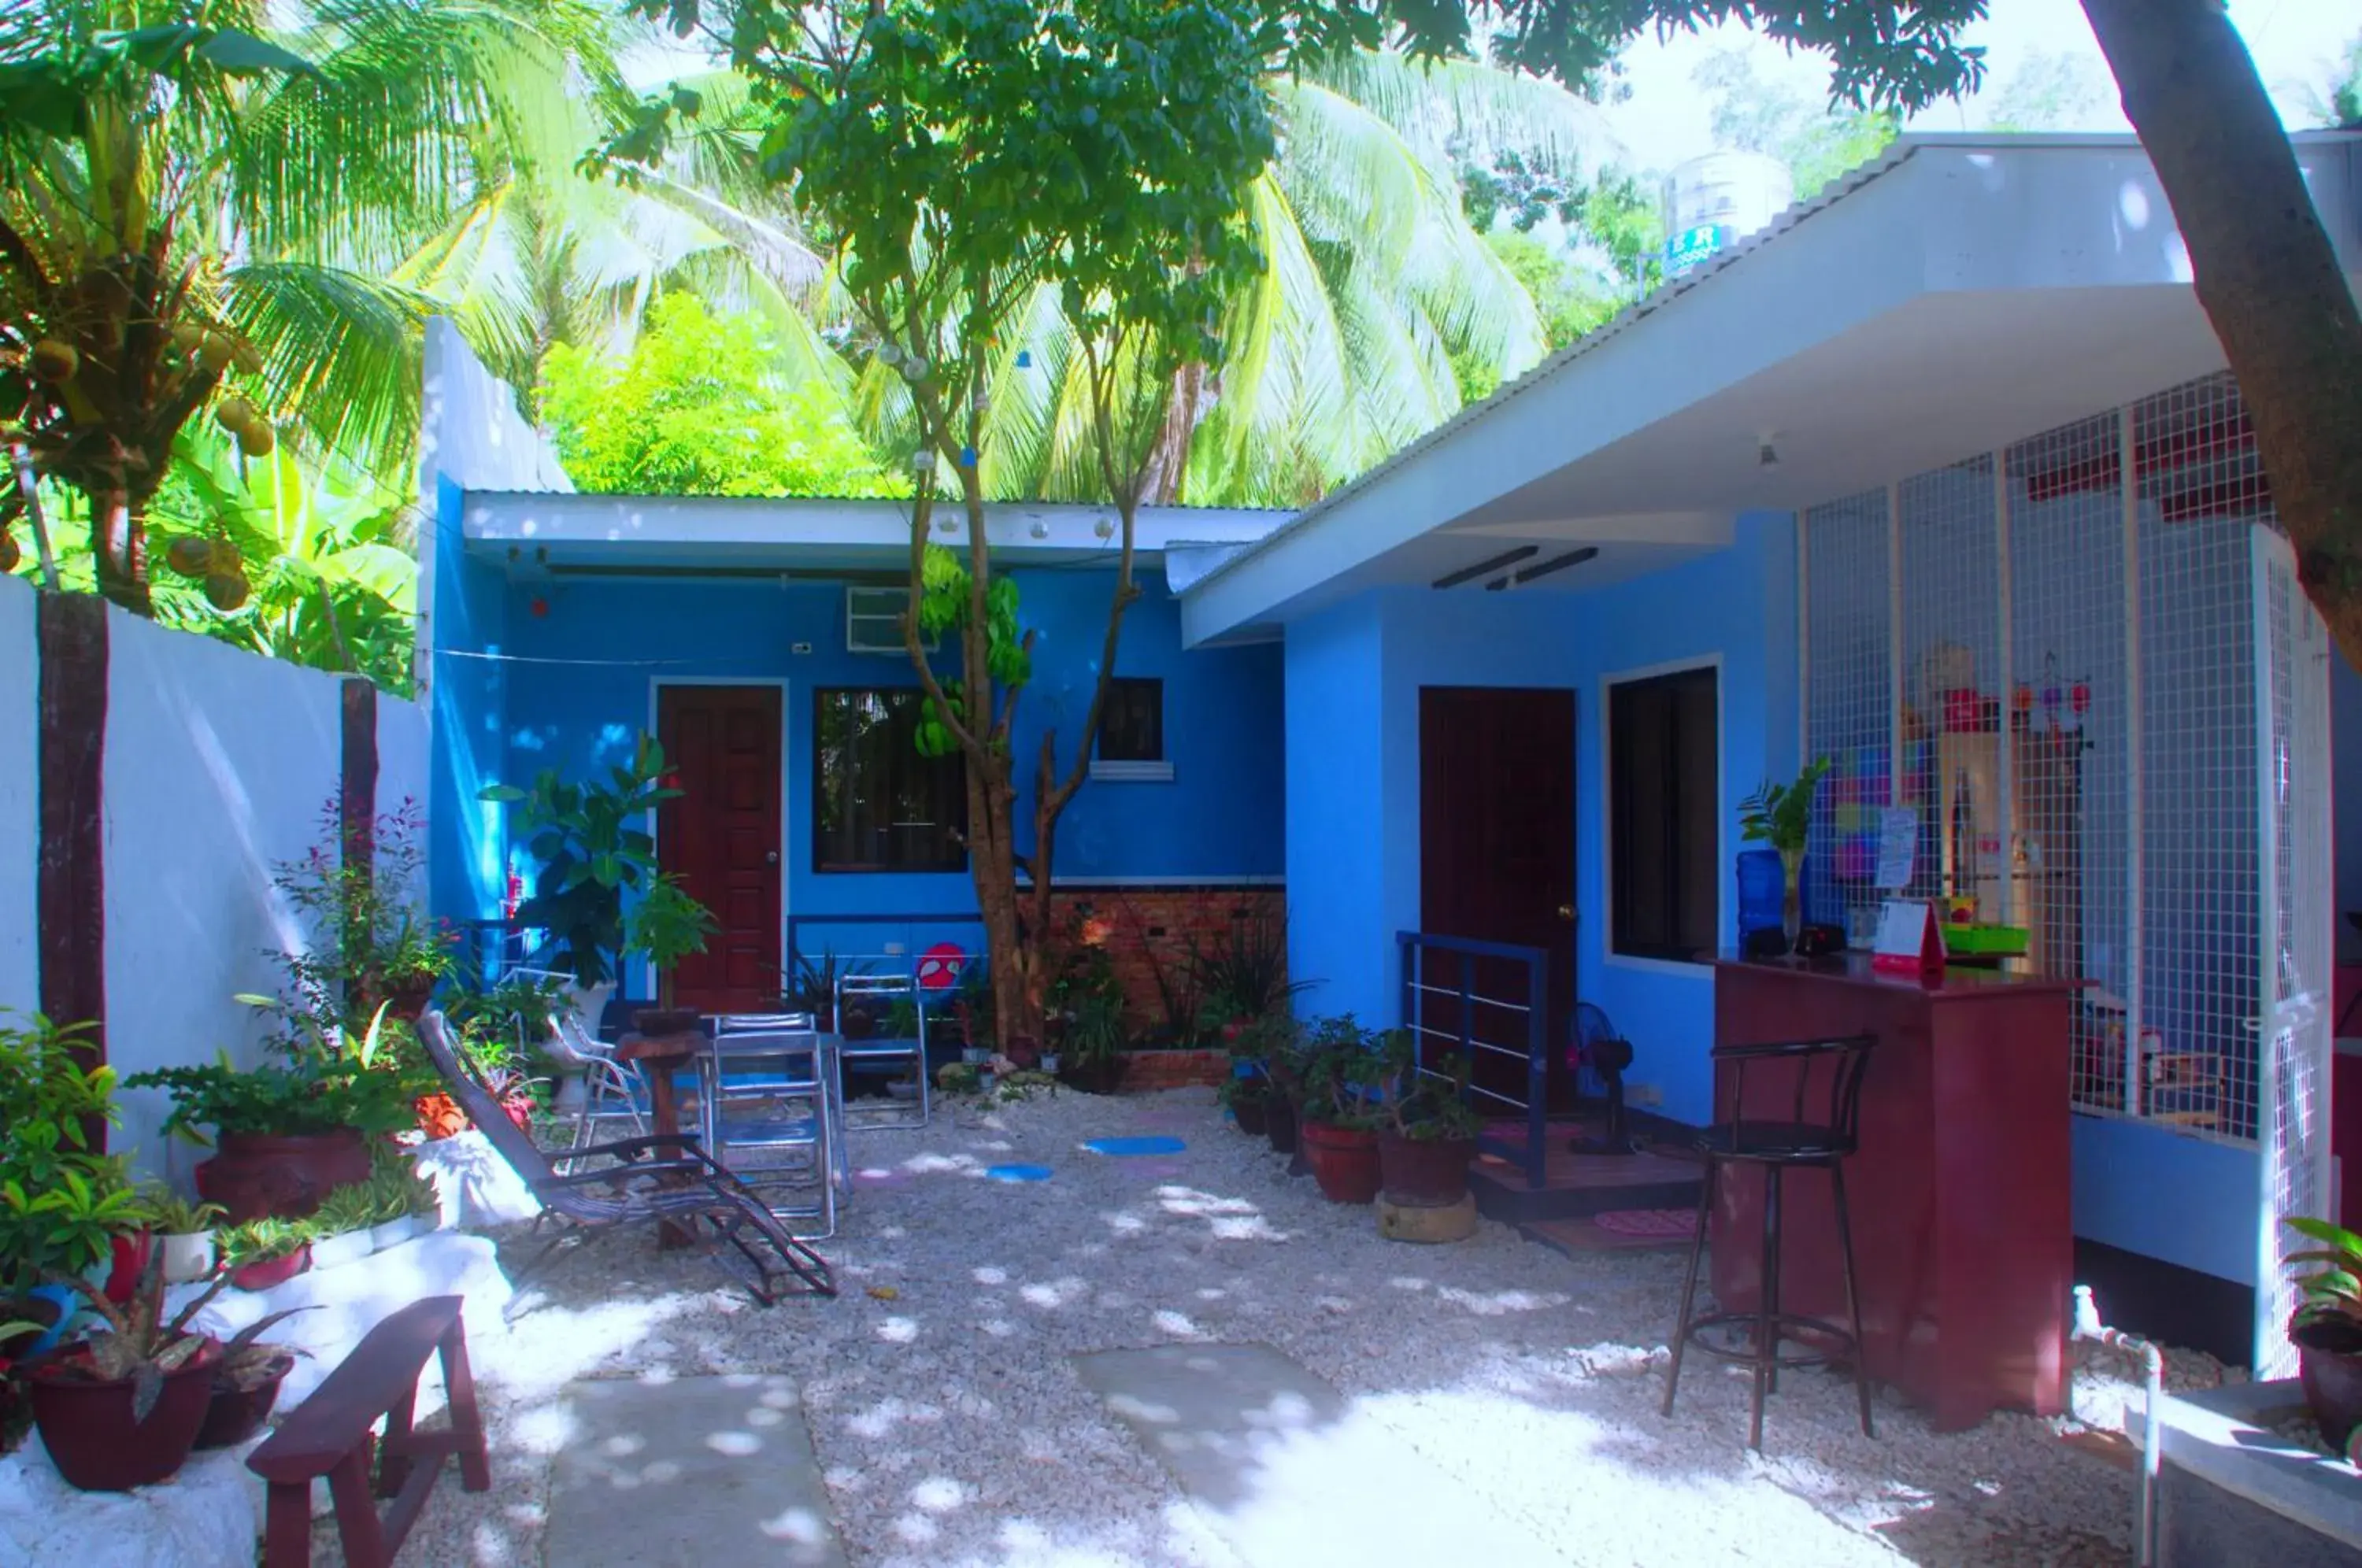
[1397,930,1549,1189]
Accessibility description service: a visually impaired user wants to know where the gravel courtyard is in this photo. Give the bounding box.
[374,1086,2197,1567]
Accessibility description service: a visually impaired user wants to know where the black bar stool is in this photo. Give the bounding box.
[1661,1033,1877,1450]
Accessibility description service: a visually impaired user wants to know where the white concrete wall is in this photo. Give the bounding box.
[0,574,34,1019]
[100,609,428,1178]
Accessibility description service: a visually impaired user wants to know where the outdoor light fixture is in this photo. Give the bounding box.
[1485,545,1599,590]
[1030,520,1050,538]
[1094,517,1114,539]
[1431,545,1538,590]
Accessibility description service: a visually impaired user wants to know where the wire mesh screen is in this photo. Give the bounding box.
[2258,535,2335,1378]
[1803,490,1893,942]
[1897,458,2002,918]
[2135,376,2264,1145]
[2006,412,2134,1112]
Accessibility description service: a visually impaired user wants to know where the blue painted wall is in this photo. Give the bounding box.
[1280,512,1800,1126]
[2073,1115,2259,1284]
[437,560,1283,977]
[427,475,510,926]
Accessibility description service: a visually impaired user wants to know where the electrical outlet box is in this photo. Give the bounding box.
[1627,1081,1664,1108]
[791,641,813,655]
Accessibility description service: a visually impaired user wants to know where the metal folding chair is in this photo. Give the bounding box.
[834,971,931,1130]
[701,1013,840,1240]
[505,968,649,1167]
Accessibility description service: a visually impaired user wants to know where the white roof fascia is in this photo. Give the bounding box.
[462,492,1289,557]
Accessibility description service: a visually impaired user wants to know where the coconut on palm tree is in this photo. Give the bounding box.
[0,0,612,614]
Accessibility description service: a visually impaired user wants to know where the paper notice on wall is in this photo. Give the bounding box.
[1874,807,1917,891]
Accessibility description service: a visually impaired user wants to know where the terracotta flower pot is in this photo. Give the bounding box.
[230,1243,311,1292]
[193,1352,294,1451]
[633,1008,702,1038]
[1231,1092,1270,1137]
[1264,1096,1299,1156]
[196,1129,372,1222]
[2298,1338,2362,1452]
[1377,1130,1479,1207]
[1300,1120,1382,1204]
[29,1339,221,1491]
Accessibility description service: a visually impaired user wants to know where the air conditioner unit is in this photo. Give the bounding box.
[846,585,935,655]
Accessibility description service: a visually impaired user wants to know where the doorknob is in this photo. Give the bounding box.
[1557,904,1575,923]
[766,850,780,865]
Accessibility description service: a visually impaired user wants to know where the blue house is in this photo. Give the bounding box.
[418,131,2360,1372]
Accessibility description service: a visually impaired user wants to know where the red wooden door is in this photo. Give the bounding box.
[657,686,782,1015]
[1418,687,1578,1108]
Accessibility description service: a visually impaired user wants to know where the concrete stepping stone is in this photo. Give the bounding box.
[546,1374,845,1566]
[1075,1344,1568,1567]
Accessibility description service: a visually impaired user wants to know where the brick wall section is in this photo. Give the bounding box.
[1047,885,1285,1041]
[1116,1048,1233,1090]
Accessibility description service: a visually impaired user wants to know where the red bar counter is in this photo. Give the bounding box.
[1710,954,2079,1431]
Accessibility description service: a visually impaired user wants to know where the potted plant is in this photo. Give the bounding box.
[192,1312,313,1452]
[1376,1041,1483,1207]
[781,949,866,1032]
[1296,1015,1387,1204]
[26,1251,225,1491]
[2283,1215,2362,1448]
[624,871,717,1037]
[218,1218,312,1292]
[1257,1016,1310,1159]
[1739,756,1832,952]
[1061,993,1127,1094]
[128,1001,412,1223]
[935,1061,982,1096]
[138,1192,227,1286]
[1219,1075,1270,1137]
[304,1185,378,1270]
[483,735,680,1006]
[363,1171,420,1252]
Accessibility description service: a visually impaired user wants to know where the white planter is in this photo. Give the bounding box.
[369,1219,414,1253]
[409,1209,442,1237]
[309,1229,375,1270]
[1040,1055,1062,1074]
[158,1230,216,1285]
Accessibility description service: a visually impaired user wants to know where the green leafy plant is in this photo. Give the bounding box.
[1295,1015,1389,1130]
[308,1184,379,1238]
[214,1311,313,1395]
[1739,757,1832,857]
[0,1014,130,1291]
[128,1035,413,1144]
[2286,1215,2362,1354]
[133,1190,224,1237]
[483,734,679,990]
[1188,908,1307,1023]
[625,871,717,1010]
[1062,994,1130,1068]
[1379,1037,1483,1141]
[781,949,869,1021]
[540,293,904,499]
[934,1062,982,1096]
[216,1218,311,1267]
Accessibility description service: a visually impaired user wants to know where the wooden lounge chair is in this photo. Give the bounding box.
[416,1010,835,1304]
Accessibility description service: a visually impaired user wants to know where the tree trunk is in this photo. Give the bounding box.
[90,487,153,616]
[2081,0,2362,672]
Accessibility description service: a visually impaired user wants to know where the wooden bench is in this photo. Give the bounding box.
[246,1295,491,1568]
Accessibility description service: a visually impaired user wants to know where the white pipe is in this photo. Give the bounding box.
[2074,1284,2162,1567]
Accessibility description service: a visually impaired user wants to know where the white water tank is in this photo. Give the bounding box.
[1660,152,1796,279]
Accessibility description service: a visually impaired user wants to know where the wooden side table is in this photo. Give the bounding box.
[613,1029,705,1248]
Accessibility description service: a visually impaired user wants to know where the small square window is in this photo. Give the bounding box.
[1098,678,1164,764]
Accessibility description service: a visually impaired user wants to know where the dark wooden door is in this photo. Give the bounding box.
[657,685,782,1015]
[1419,687,1578,1108]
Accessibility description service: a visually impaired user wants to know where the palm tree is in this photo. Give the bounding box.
[395,68,846,420]
[831,49,1612,507]
[0,0,612,615]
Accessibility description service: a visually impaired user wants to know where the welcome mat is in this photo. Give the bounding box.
[1594,1207,1699,1240]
